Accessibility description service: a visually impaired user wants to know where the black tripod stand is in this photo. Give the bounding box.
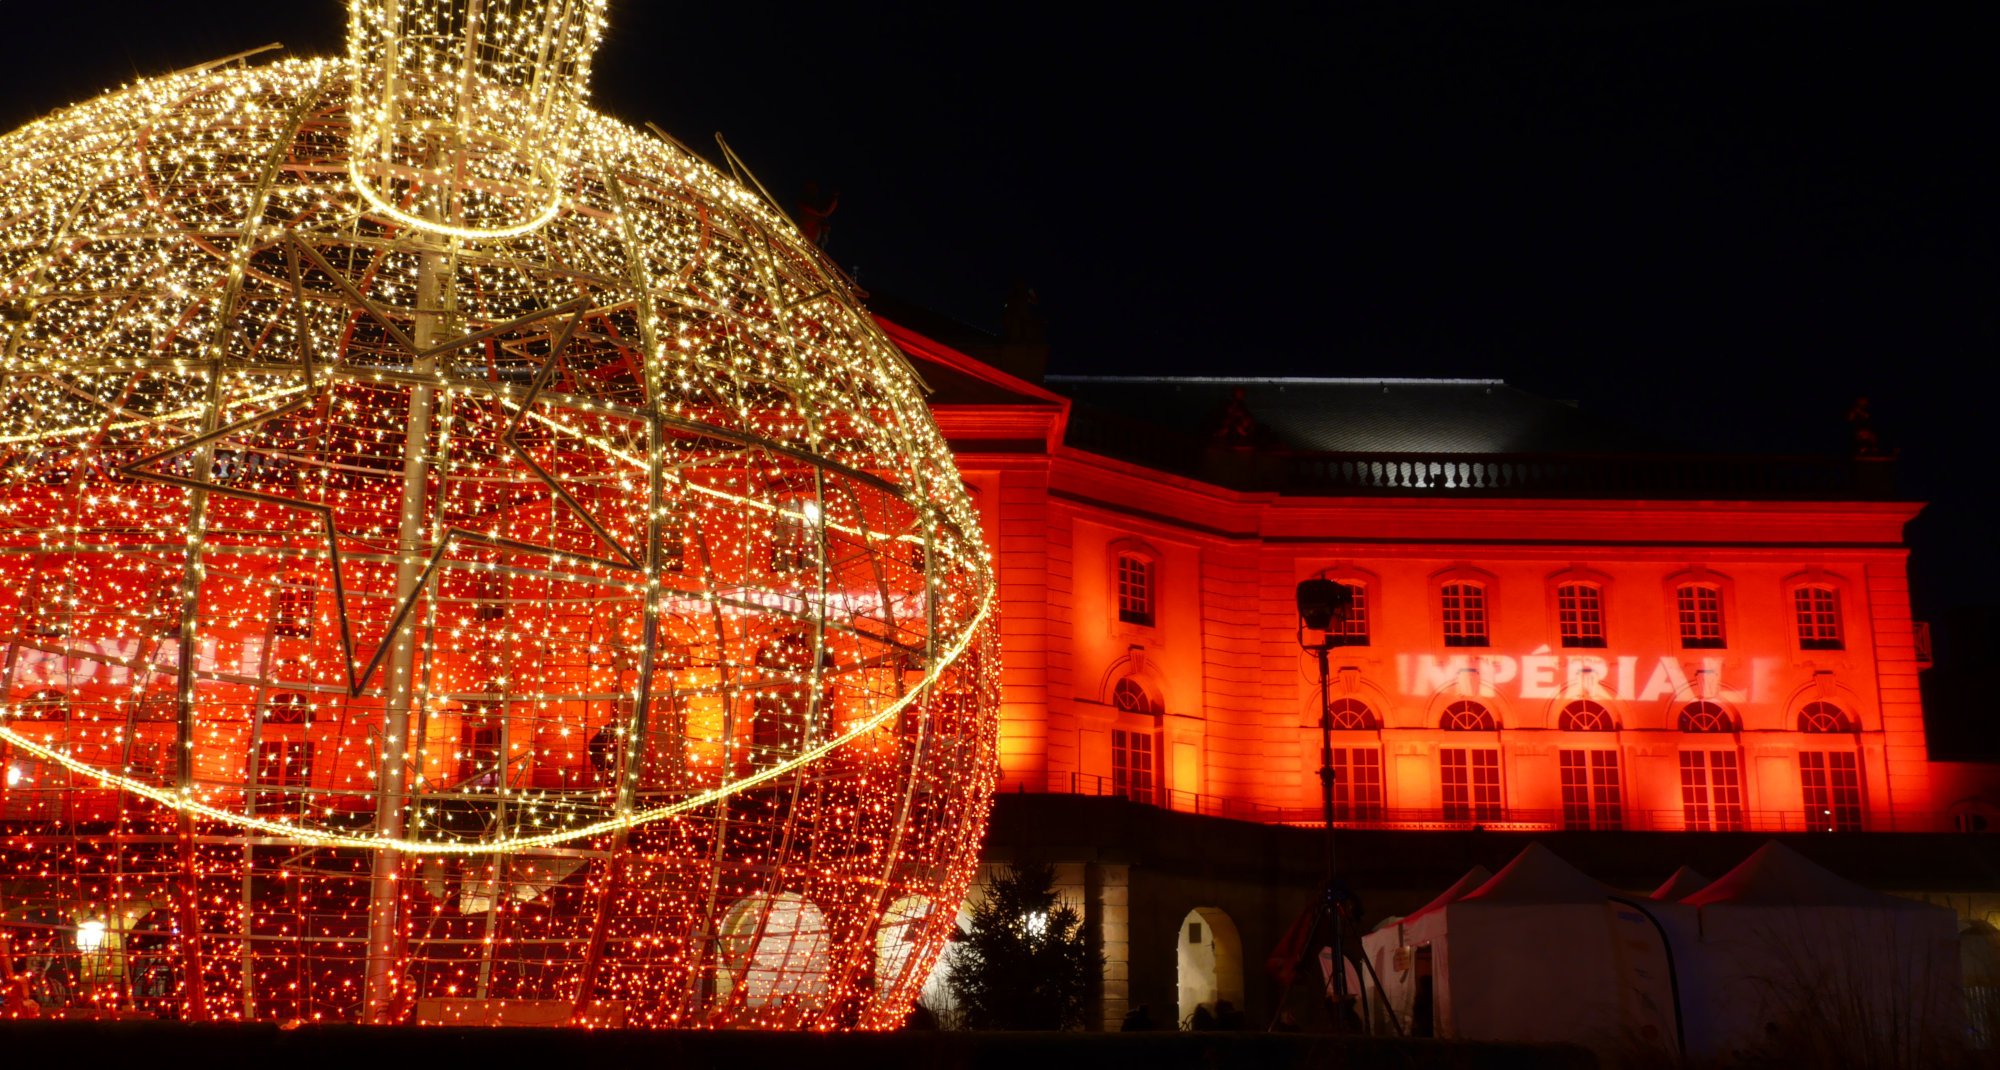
[1269,580,1400,1035]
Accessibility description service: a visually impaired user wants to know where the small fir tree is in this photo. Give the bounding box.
[944,862,1096,1030]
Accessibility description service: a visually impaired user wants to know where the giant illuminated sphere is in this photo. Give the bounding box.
[0,0,998,1028]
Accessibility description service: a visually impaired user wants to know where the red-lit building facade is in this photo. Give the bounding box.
[879,307,2000,1030]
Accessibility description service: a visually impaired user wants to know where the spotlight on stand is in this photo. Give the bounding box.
[1291,577,1364,1031]
[1295,578,1354,634]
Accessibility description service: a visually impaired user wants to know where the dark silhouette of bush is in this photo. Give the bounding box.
[945,863,1097,1030]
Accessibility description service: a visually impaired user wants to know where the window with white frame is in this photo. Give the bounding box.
[1675,584,1725,649]
[1798,701,1855,733]
[1440,583,1488,647]
[252,740,313,817]
[1331,747,1383,821]
[1327,581,1369,646]
[1112,728,1156,803]
[1800,751,1862,832]
[1560,749,1623,830]
[1116,552,1153,627]
[1678,750,1743,831]
[1439,700,1497,731]
[1794,586,1842,650]
[1111,676,1162,716]
[1326,697,1379,731]
[1440,748,1502,821]
[1557,700,1616,732]
[1556,583,1606,648]
[1678,701,1736,733]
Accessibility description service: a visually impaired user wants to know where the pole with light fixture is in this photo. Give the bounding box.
[1294,577,1356,1025]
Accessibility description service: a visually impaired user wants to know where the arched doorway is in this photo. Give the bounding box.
[1176,907,1244,1026]
[715,892,831,1008]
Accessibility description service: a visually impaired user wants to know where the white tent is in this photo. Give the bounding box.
[1361,844,1687,1058]
[1648,866,1709,901]
[1678,841,1964,1064]
[1361,863,1489,1034]
[1961,921,2000,1050]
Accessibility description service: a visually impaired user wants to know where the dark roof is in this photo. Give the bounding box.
[1045,376,1689,455]
[863,292,1001,354]
[1044,376,1898,501]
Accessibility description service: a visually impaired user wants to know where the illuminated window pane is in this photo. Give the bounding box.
[1679,750,1744,831]
[252,740,313,817]
[1112,728,1156,803]
[1328,582,1368,646]
[1678,702,1735,733]
[1331,747,1383,822]
[1557,583,1605,648]
[1111,676,1161,716]
[1798,701,1854,733]
[1117,554,1153,627]
[1560,748,1622,830]
[1800,751,1863,832]
[272,581,315,640]
[1439,700,1496,732]
[1558,700,1615,732]
[1440,583,1487,647]
[1676,584,1725,649]
[1441,747,1502,822]
[1794,587,1842,650]
[1326,697,1378,731]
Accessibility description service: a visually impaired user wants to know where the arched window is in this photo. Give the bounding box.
[15,688,68,722]
[263,692,310,725]
[1793,586,1843,650]
[1798,702,1855,733]
[1557,700,1616,732]
[1678,702,1736,733]
[1440,583,1488,647]
[1111,676,1162,716]
[1439,700,1496,731]
[1326,697,1378,730]
[1115,552,1154,627]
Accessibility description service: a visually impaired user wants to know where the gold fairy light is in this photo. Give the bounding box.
[0,0,998,1031]
[346,0,608,239]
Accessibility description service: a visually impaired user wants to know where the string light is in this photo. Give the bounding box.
[0,0,999,1030]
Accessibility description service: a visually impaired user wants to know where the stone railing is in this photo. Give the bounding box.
[1026,772,1956,833]
[1061,407,1899,501]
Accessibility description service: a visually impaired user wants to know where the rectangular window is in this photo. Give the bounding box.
[1331,746,1384,822]
[1440,583,1488,648]
[1112,728,1155,804]
[459,717,503,790]
[1800,751,1863,832]
[273,583,315,639]
[1116,555,1153,627]
[1560,749,1623,830]
[1678,750,1743,831]
[1329,583,1369,647]
[1794,587,1843,650]
[1441,747,1502,822]
[1557,584,1606,648]
[253,740,313,816]
[1676,585,1725,649]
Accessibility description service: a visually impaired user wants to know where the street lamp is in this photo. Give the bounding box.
[1295,578,1355,1016]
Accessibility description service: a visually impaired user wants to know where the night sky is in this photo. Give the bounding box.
[1,2,1991,679]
